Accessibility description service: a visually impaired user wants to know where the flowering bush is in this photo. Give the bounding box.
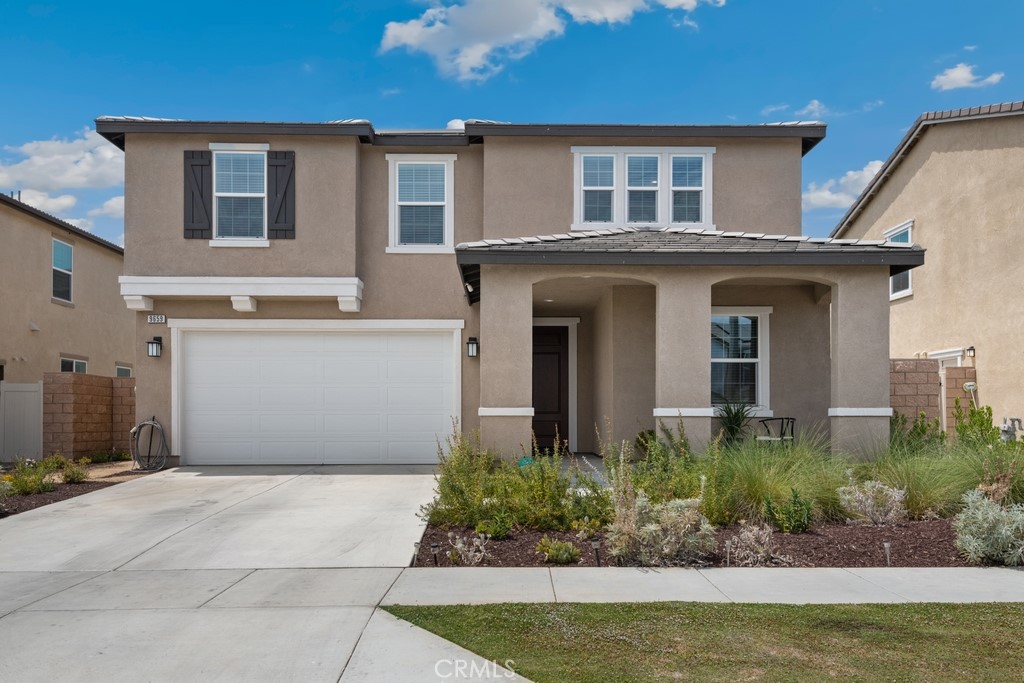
[728,523,793,567]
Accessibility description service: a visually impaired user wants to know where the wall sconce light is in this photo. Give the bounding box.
[466,336,479,358]
[147,336,163,358]
[966,346,976,358]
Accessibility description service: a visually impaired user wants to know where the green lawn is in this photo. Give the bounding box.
[385,602,1024,682]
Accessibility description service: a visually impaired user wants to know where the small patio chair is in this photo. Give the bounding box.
[755,417,795,444]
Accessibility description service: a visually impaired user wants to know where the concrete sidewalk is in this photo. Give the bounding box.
[381,565,1024,605]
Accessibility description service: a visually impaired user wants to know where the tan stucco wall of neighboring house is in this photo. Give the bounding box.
[0,204,135,383]
[481,136,804,238]
[841,116,1024,424]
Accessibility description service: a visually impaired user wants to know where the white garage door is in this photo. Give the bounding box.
[180,329,457,465]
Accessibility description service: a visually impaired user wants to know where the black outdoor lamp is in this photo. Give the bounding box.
[430,542,440,566]
[591,538,601,567]
[966,346,976,358]
[466,336,479,358]
[147,336,163,358]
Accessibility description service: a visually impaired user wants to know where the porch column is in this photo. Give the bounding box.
[654,271,714,451]
[478,265,535,458]
[829,268,892,456]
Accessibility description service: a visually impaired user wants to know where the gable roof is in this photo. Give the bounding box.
[95,116,826,154]
[455,227,923,304]
[0,193,124,255]
[831,100,1024,238]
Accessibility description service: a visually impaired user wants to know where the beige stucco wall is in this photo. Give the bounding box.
[482,136,803,237]
[0,204,135,383]
[841,115,1024,423]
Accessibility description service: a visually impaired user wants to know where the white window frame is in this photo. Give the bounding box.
[885,220,913,300]
[60,357,87,374]
[571,146,715,231]
[386,154,457,254]
[210,144,269,242]
[52,238,73,303]
[711,306,772,415]
[115,364,133,378]
[626,154,659,224]
[581,154,617,224]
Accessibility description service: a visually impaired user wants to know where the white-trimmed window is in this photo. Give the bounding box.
[60,357,87,374]
[115,364,133,378]
[213,147,267,240]
[711,307,771,411]
[885,220,913,299]
[387,154,456,253]
[52,238,73,302]
[572,147,714,230]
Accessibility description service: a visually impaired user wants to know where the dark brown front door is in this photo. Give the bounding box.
[532,326,569,454]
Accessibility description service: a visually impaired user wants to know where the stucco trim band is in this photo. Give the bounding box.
[121,276,365,312]
[654,408,716,418]
[479,408,536,417]
[827,408,894,417]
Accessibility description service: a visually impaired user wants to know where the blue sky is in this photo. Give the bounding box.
[1,0,1020,244]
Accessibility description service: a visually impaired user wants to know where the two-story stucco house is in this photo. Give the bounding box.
[95,116,922,466]
[0,193,136,459]
[832,101,1024,431]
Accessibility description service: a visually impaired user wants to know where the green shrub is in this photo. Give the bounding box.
[890,411,946,450]
[570,515,603,540]
[536,536,580,564]
[764,488,813,533]
[728,523,793,567]
[954,489,1024,565]
[424,428,611,532]
[953,399,1001,448]
[475,513,512,540]
[421,430,495,528]
[61,458,90,484]
[716,403,754,445]
[868,448,975,518]
[447,531,490,566]
[9,457,62,495]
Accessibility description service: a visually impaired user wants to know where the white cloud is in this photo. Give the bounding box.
[17,188,78,215]
[380,87,402,97]
[795,99,829,118]
[931,63,1004,91]
[963,44,977,51]
[0,128,124,192]
[760,103,789,116]
[64,217,94,232]
[381,0,727,82]
[862,99,884,112]
[87,195,124,219]
[673,14,699,30]
[802,160,883,211]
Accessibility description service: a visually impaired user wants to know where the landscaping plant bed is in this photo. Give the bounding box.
[0,461,152,518]
[415,518,968,568]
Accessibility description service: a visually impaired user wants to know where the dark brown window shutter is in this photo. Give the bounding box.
[184,151,213,239]
[267,151,296,239]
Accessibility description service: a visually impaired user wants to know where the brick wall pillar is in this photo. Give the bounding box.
[944,366,979,436]
[890,359,941,424]
[42,374,136,459]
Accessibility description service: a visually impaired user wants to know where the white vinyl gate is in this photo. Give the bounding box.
[0,382,43,462]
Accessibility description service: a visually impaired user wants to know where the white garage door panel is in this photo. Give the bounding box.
[181,329,456,465]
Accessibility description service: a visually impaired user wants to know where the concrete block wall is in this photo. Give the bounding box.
[944,366,979,436]
[43,373,136,459]
[890,359,941,424]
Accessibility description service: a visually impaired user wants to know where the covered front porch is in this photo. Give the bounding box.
[457,228,924,457]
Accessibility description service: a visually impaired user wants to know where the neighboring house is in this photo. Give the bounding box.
[0,194,136,459]
[95,116,922,466]
[832,101,1024,430]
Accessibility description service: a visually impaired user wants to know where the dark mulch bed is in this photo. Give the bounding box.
[415,518,969,568]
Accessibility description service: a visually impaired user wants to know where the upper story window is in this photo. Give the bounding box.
[572,147,714,230]
[213,150,267,240]
[386,154,456,254]
[711,307,771,412]
[885,220,913,300]
[52,238,73,303]
[184,143,294,245]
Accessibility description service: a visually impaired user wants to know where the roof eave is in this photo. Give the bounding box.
[0,194,124,255]
[94,119,375,150]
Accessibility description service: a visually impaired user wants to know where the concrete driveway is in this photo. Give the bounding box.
[0,466,454,683]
